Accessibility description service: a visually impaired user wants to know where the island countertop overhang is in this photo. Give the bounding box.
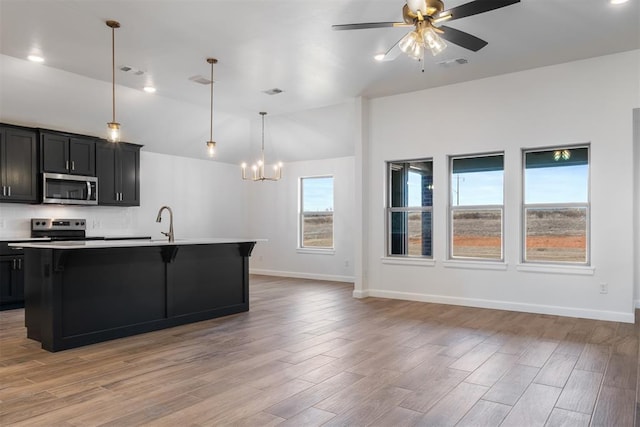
[10,238,266,250]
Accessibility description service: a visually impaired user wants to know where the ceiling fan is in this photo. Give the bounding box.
[332,0,520,63]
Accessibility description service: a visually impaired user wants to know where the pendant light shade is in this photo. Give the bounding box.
[106,20,120,142]
[241,112,282,181]
[206,57,218,158]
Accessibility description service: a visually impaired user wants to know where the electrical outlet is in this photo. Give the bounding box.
[344,260,349,268]
[92,220,101,229]
[0,218,4,229]
[599,282,608,294]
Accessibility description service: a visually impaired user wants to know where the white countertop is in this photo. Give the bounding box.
[10,238,265,250]
[1,237,50,242]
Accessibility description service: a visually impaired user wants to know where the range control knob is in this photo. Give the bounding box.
[75,222,80,226]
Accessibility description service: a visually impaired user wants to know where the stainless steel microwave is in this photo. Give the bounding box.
[42,173,98,205]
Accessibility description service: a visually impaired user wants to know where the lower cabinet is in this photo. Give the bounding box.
[0,243,25,310]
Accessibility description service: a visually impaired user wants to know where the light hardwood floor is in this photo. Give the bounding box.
[1,275,638,426]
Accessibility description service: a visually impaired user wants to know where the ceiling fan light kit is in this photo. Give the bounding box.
[333,0,520,64]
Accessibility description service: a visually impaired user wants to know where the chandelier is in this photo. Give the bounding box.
[241,112,282,181]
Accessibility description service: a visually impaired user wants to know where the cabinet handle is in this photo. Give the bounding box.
[12,259,16,270]
[2,186,5,196]
[18,259,22,270]
[7,186,10,197]
[66,160,69,170]
[71,161,75,171]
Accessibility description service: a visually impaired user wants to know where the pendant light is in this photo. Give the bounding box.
[106,20,121,142]
[206,57,218,157]
[241,112,282,181]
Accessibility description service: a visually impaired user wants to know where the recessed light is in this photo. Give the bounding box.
[27,55,44,63]
[143,86,156,93]
[374,54,386,61]
[610,0,629,4]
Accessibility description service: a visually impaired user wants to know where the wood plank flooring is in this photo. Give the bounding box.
[0,275,638,426]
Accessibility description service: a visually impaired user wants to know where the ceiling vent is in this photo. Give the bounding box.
[436,58,468,67]
[189,75,213,85]
[263,88,284,95]
[119,66,145,76]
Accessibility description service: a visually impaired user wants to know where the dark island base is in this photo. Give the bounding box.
[24,242,255,351]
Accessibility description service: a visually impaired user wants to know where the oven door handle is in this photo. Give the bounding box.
[87,181,92,201]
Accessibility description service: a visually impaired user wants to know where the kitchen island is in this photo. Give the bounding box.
[11,238,258,351]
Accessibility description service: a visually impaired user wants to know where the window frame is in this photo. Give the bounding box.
[448,152,505,262]
[521,145,590,266]
[299,175,335,251]
[385,158,434,259]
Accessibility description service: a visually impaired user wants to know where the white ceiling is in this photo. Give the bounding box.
[0,0,638,164]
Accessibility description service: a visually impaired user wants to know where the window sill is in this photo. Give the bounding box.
[381,257,435,267]
[296,248,335,255]
[516,263,595,276]
[442,260,508,271]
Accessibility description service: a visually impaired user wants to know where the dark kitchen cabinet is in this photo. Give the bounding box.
[41,132,96,176]
[96,141,141,206]
[0,243,25,310]
[0,125,38,203]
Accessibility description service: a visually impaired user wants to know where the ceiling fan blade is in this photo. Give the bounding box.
[439,26,488,52]
[332,22,410,31]
[378,36,405,62]
[441,0,520,22]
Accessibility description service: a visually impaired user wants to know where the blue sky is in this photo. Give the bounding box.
[302,177,334,211]
[406,164,588,206]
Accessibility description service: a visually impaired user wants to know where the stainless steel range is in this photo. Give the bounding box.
[31,218,103,241]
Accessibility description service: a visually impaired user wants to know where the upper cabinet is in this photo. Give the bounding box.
[41,132,96,176]
[96,141,141,206]
[0,125,38,203]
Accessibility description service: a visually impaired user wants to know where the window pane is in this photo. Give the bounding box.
[390,161,433,207]
[390,211,432,256]
[302,212,333,247]
[451,155,504,206]
[301,176,334,248]
[525,207,587,262]
[452,209,502,259]
[525,148,588,204]
[302,177,333,212]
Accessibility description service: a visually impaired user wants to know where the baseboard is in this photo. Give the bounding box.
[352,289,369,298]
[365,289,635,323]
[250,268,355,283]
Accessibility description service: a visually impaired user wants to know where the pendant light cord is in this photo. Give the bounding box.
[209,61,214,141]
[111,25,116,123]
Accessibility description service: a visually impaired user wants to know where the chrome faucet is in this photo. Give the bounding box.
[156,206,174,242]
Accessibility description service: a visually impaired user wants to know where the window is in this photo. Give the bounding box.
[450,154,504,260]
[300,176,334,249]
[523,146,589,264]
[387,160,433,257]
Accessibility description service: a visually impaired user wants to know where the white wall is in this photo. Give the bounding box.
[361,50,639,322]
[0,151,250,240]
[634,108,640,308]
[248,156,355,282]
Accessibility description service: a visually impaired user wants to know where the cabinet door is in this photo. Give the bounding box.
[0,257,12,303]
[69,138,96,176]
[96,142,118,205]
[119,144,140,206]
[12,256,24,300]
[0,256,23,304]
[42,133,69,173]
[0,127,38,203]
